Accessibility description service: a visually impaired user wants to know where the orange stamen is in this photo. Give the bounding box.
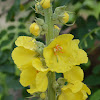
[54,44,64,55]
[37,70,39,73]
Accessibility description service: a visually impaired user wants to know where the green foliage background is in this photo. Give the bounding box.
[0,0,100,100]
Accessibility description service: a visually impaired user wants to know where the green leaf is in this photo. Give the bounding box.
[76,16,88,40]
[18,32,28,36]
[8,33,15,40]
[0,30,7,39]
[7,26,16,30]
[0,85,3,93]
[0,52,3,58]
[54,0,70,7]
[6,75,22,90]
[87,15,98,30]
[98,56,100,61]
[0,62,15,74]
[17,98,24,100]
[6,0,20,21]
[84,75,100,86]
[96,29,100,39]
[81,59,91,70]
[90,90,100,100]
[92,65,100,74]
[18,24,26,29]
[0,40,11,48]
[0,52,8,64]
[3,95,13,100]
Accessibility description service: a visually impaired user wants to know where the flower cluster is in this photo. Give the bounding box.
[12,34,91,99]
[59,66,91,100]
[11,0,91,99]
[43,34,91,99]
[12,36,48,94]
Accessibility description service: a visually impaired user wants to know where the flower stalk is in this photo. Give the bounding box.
[44,6,54,45]
[11,0,91,100]
[44,5,56,100]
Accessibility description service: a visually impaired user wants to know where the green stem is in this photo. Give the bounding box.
[44,7,54,45]
[48,72,56,100]
[88,43,100,54]
[79,27,100,48]
[44,6,56,100]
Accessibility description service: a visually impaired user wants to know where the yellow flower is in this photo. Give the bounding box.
[12,36,48,71]
[12,36,38,67]
[12,36,49,94]
[64,66,84,83]
[20,63,48,94]
[40,0,50,9]
[15,36,37,50]
[30,23,40,36]
[32,58,48,71]
[43,34,88,73]
[58,81,91,100]
[54,25,60,30]
[62,12,69,24]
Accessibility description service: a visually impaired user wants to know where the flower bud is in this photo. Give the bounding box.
[30,23,40,36]
[35,2,40,12]
[54,25,60,38]
[35,2,44,15]
[40,93,46,99]
[54,25,60,30]
[57,78,66,86]
[36,18,44,26]
[62,12,69,24]
[40,0,50,9]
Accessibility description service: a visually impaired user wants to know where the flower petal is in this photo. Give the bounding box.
[82,84,91,95]
[46,34,74,49]
[12,47,37,66]
[20,67,37,87]
[70,81,83,93]
[27,84,37,94]
[62,81,83,93]
[64,66,84,83]
[32,58,48,71]
[36,71,48,92]
[59,88,83,100]
[43,34,88,73]
[15,36,37,50]
[27,71,48,94]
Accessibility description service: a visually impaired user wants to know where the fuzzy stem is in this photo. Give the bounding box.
[44,7,54,45]
[44,6,56,100]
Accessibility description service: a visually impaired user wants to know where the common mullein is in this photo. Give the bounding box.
[11,0,91,100]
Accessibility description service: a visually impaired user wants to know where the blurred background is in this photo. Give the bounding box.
[0,0,100,100]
